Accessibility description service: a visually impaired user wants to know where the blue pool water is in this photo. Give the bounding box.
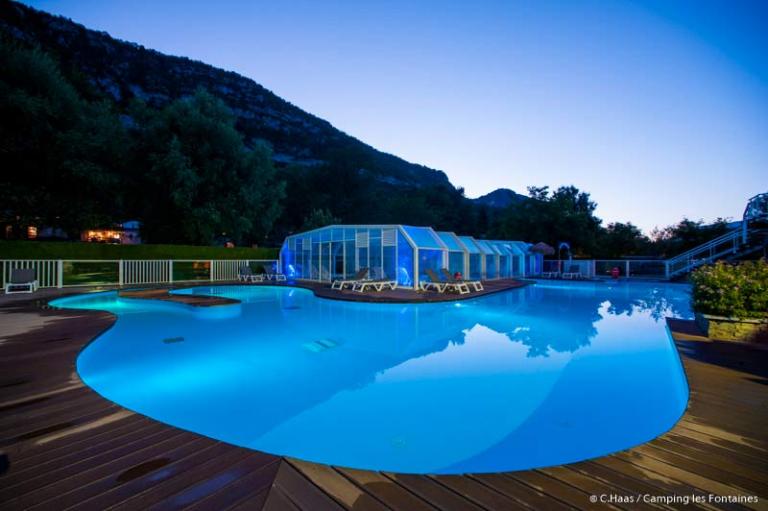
[51,281,691,474]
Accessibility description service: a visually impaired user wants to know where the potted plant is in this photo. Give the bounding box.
[690,260,768,342]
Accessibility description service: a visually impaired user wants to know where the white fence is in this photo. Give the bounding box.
[542,259,669,279]
[1,259,279,289]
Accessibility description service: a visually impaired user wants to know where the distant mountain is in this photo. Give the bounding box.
[0,1,450,189]
[473,188,528,208]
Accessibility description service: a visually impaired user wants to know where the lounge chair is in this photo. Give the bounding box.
[422,269,469,295]
[352,267,396,293]
[541,268,560,278]
[440,268,483,292]
[238,266,252,282]
[261,264,287,282]
[238,265,265,283]
[332,267,369,290]
[562,265,583,280]
[420,271,446,293]
[4,268,38,294]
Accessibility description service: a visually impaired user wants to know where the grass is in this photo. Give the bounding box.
[0,240,279,261]
[60,261,216,285]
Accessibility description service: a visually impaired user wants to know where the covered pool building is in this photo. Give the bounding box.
[279,225,542,289]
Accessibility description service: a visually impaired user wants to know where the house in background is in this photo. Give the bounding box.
[81,220,142,244]
[3,221,67,241]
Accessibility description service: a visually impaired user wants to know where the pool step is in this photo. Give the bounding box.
[303,339,341,353]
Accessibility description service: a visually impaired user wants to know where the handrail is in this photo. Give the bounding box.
[665,228,747,277]
[666,229,742,266]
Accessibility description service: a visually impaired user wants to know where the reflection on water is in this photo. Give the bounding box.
[53,281,692,474]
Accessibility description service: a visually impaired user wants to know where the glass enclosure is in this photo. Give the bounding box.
[436,231,467,276]
[281,225,535,288]
[458,236,483,280]
[473,240,499,279]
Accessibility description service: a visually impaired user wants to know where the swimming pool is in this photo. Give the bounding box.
[51,281,691,474]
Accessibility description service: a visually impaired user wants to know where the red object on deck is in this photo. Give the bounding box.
[611,267,620,279]
[454,272,463,281]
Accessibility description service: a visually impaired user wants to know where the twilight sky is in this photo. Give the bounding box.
[25,0,768,232]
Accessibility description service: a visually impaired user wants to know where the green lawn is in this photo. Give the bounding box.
[0,240,279,261]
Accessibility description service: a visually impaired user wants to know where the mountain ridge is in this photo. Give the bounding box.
[0,1,454,189]
[472,188,528,208]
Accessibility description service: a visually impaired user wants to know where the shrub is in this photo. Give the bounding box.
[690,260,768,318]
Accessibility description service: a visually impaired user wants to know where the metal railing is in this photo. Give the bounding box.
[1,259,278,290]
[665,229,744,278]
[537,228,756,281]
[593,259,667,279]
[542,259,667,279]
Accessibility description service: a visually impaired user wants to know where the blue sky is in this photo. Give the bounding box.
[25,0,768,232]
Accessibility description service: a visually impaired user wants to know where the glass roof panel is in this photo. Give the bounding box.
[473,239,496,255]
[499,241,524,256]
[436,231,464,251]
[487,241,512,255]
[458,236,482,254]
[401,226,445,249]
[509,241,531,253]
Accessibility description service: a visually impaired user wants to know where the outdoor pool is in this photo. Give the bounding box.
[51,281,691,474]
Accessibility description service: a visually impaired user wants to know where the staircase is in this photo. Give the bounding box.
[665,228,765,279]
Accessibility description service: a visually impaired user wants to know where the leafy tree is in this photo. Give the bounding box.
[301,208,341,231]
[133,89,284,244]
[492,185,602,256]
[599,222,650,258]
[649,218,730,257]
[0,40,128,233]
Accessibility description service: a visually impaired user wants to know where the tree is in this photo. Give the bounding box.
[649,218,730,257]
[0,40,129,233]
[301,208,341,231]
[492,185,603,256]
[133,89,284,244]
[599,222,650,258]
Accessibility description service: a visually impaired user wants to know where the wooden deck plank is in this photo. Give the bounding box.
[664,426,768,465]
[287,459,387,510]
[270,461,347,511]
[0,420,173,493]
[336,467,437,511]
[180,459,280,511]
[106,446,257,511]
[260,486,301,511]
[0,390,122,431]
[67,441,234,511]
[630,443,768,496]
[566,461,679,510]
[652,436,768,481]
[0,403,122,447]
[675,418,767,452]
[612,451,763,510]
[5,432,201,510]
[32,437,214,511]
[429,474,529,510]
[535,466,660,511]
[467,472,574,511]
[145,454,279,511]
[6,415,156,474]
[589,456,728,511]
[505,470,611,510]
[383,473,486,511]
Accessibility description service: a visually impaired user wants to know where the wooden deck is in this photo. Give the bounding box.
[0,287,766,510]
[304,279,530,303]
[114,278,531,304]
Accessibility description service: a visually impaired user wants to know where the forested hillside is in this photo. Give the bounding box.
[0,1,731,256]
